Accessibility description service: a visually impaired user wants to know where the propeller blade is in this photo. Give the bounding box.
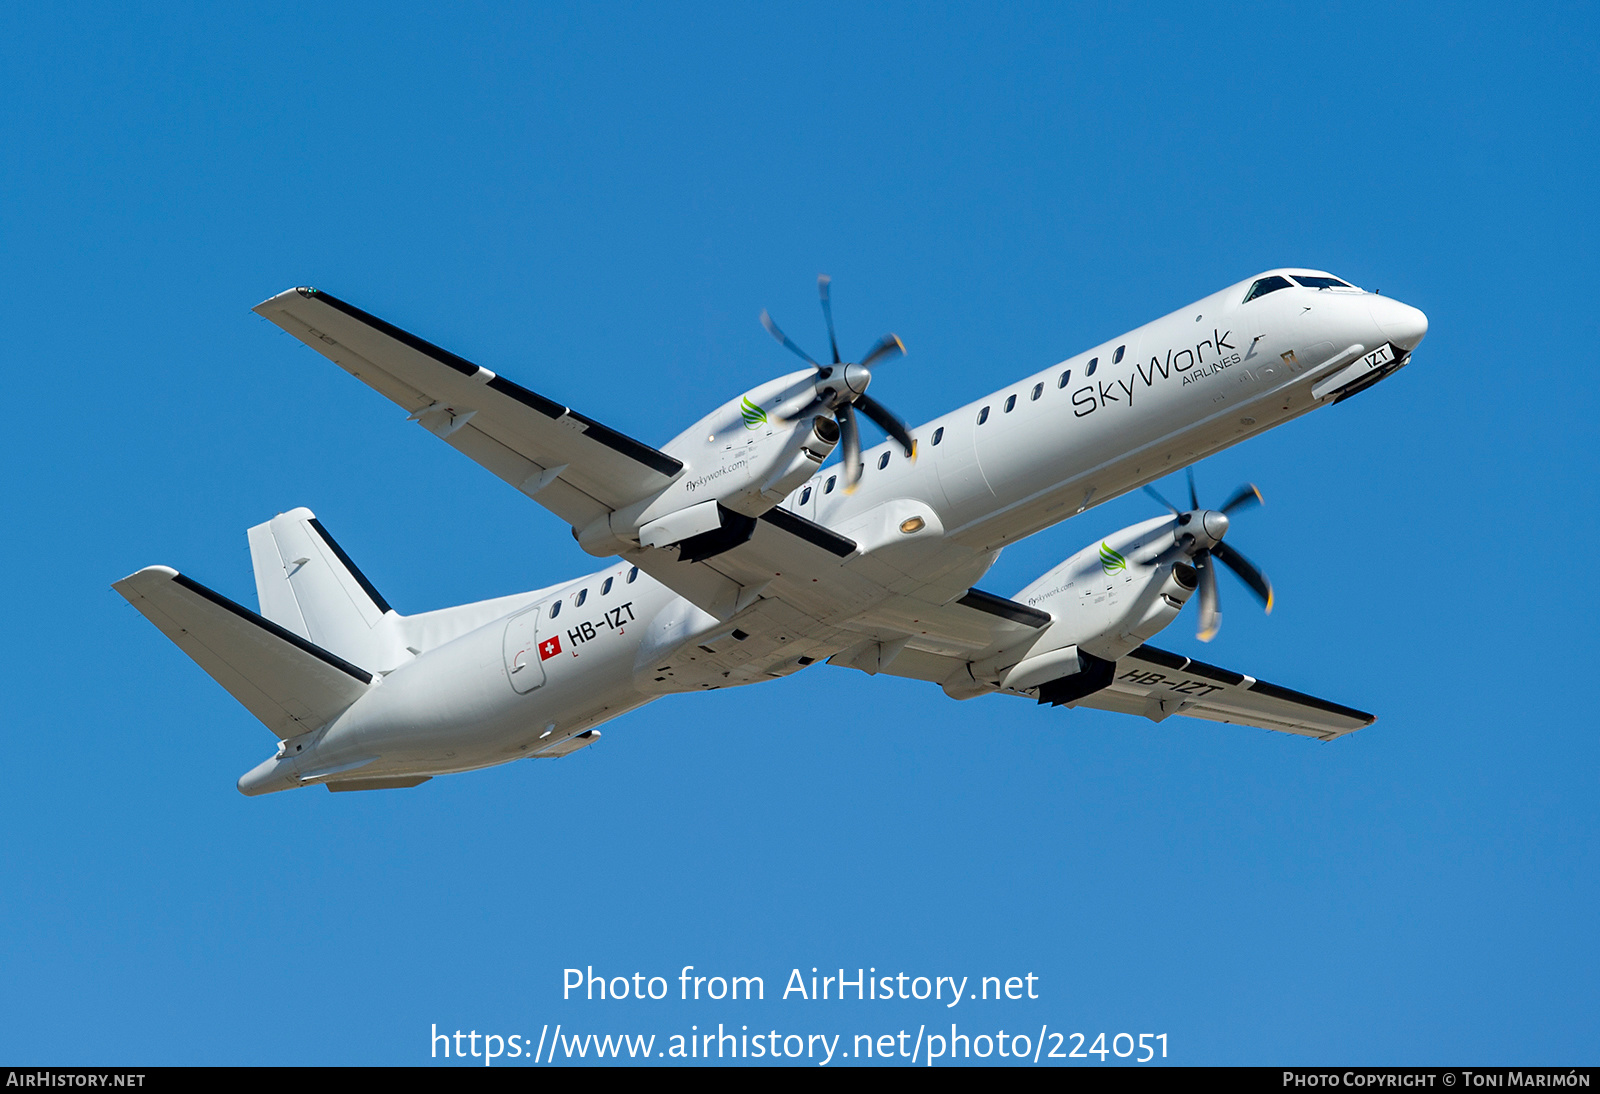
[1143,485,1181,515]
[760,310,822,368]
[838,402,863,491]
[817,275,841,365]
[855,392,915,457]
[1194,550,1220,642]
[1212,540,1274,613]
[1220,483,1264,515]
[1186,467,1200,511]
[858,333,906,369]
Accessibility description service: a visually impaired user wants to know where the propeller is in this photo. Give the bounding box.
[760,275,913,491]
[1142,468,1272,642]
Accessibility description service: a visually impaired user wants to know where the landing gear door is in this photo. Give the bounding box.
[503,605,548,694]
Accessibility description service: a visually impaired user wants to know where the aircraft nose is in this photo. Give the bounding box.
[1367,295,1429,351]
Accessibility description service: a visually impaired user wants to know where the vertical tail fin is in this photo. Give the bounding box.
[247,508,402,673]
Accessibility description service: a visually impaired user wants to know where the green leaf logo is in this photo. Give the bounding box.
[1099,541,1127,575]
[740,396,768,430]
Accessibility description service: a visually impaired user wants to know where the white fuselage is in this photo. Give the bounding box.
[240,270,1426,794]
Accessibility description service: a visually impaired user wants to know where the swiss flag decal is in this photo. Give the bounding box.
[538,636,562,661]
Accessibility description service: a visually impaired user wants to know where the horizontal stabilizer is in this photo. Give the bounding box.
[114,566,373,739]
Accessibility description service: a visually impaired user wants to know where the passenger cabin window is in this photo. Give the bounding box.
[1058,369,1071,388]
[627,566,638,583]
[1243,275,1294,302]
[550,599,562,618]
[1031,383,1043,401]
[1113,345,1125,364]
[1292,275,1353,290]
[1085,357,1098,377]
[878,451,890,470]
[825,475,837,494]
[978,406,990,425]
[932,426,944,445]
[800,486,812,505]
[602,577,613,595]
[574,589,587,607]
[1004,395,1016,413]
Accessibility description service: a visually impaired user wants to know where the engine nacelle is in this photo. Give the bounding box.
[1016,514,1196,660]
[963,515,1195,698]
[577,369,837,557]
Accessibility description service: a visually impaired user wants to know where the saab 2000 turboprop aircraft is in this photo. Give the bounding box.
[115,270,1426,795]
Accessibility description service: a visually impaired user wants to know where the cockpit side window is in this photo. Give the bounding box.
[1243,275,1294,303]
[1292,275,1353,289]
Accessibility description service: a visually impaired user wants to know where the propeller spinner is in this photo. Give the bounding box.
[1144,468,1274,642]
[760,275,914,491]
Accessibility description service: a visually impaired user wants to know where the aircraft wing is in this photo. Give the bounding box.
[253,288,683,531]
[884,640,1373,740]
[113,565,373,740]
[1063,644,1374,740]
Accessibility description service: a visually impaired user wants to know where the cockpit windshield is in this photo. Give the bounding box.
[1243,275,1294,303]
[1292,275,1353,289]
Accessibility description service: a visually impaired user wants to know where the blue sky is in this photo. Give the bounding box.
[2,2,1595,1065]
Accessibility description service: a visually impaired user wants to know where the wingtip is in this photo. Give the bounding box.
[115,563,179,584]
[112,564,180,597]
[253,286,319,315]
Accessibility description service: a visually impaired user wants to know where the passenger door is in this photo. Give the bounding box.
[502,604,548,694]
